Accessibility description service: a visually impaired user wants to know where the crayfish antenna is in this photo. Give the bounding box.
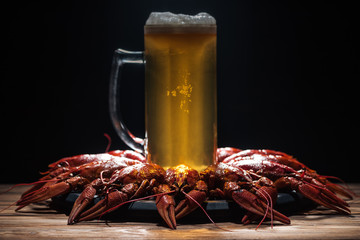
[255,188,273,230]
[103,133,112,153]
[0,201,18,213]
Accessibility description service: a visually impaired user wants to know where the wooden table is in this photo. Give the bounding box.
[0,184,359,239]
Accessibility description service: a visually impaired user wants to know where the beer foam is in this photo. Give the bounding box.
[146,12,216,25]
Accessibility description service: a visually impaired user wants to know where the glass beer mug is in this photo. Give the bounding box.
[109,12,217,171]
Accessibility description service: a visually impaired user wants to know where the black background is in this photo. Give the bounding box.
[2,1,359,183]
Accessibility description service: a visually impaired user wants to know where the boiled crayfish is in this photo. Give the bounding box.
[14,148,352,229]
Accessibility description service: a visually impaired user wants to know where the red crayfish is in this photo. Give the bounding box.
[13,147,352,229]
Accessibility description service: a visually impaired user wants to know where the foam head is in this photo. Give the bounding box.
[145,12,216,25]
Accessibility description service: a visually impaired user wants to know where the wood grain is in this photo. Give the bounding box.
[0,184,359,239]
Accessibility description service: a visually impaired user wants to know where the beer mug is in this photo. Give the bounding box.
[109,12,217,171]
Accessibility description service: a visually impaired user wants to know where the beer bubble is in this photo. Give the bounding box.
[146,12,216,25]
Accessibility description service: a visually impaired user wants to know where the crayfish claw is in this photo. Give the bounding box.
[16,181,72,208]
[175,190,207,219]
[156,194,176,229]
[325,182,354,200]
[14,204,27,211]
[79,190,128,222]
[232,189,290,225]
[297,182,351,215]
[68,185,97,224]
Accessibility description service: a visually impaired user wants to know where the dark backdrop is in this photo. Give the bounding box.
[2,1,359,183]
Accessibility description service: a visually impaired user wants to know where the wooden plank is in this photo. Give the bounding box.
[0,184,359,239]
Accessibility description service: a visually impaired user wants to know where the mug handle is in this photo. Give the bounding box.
[109,48,145,153]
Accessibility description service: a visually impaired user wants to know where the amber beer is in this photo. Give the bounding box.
[144,24,217,171]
